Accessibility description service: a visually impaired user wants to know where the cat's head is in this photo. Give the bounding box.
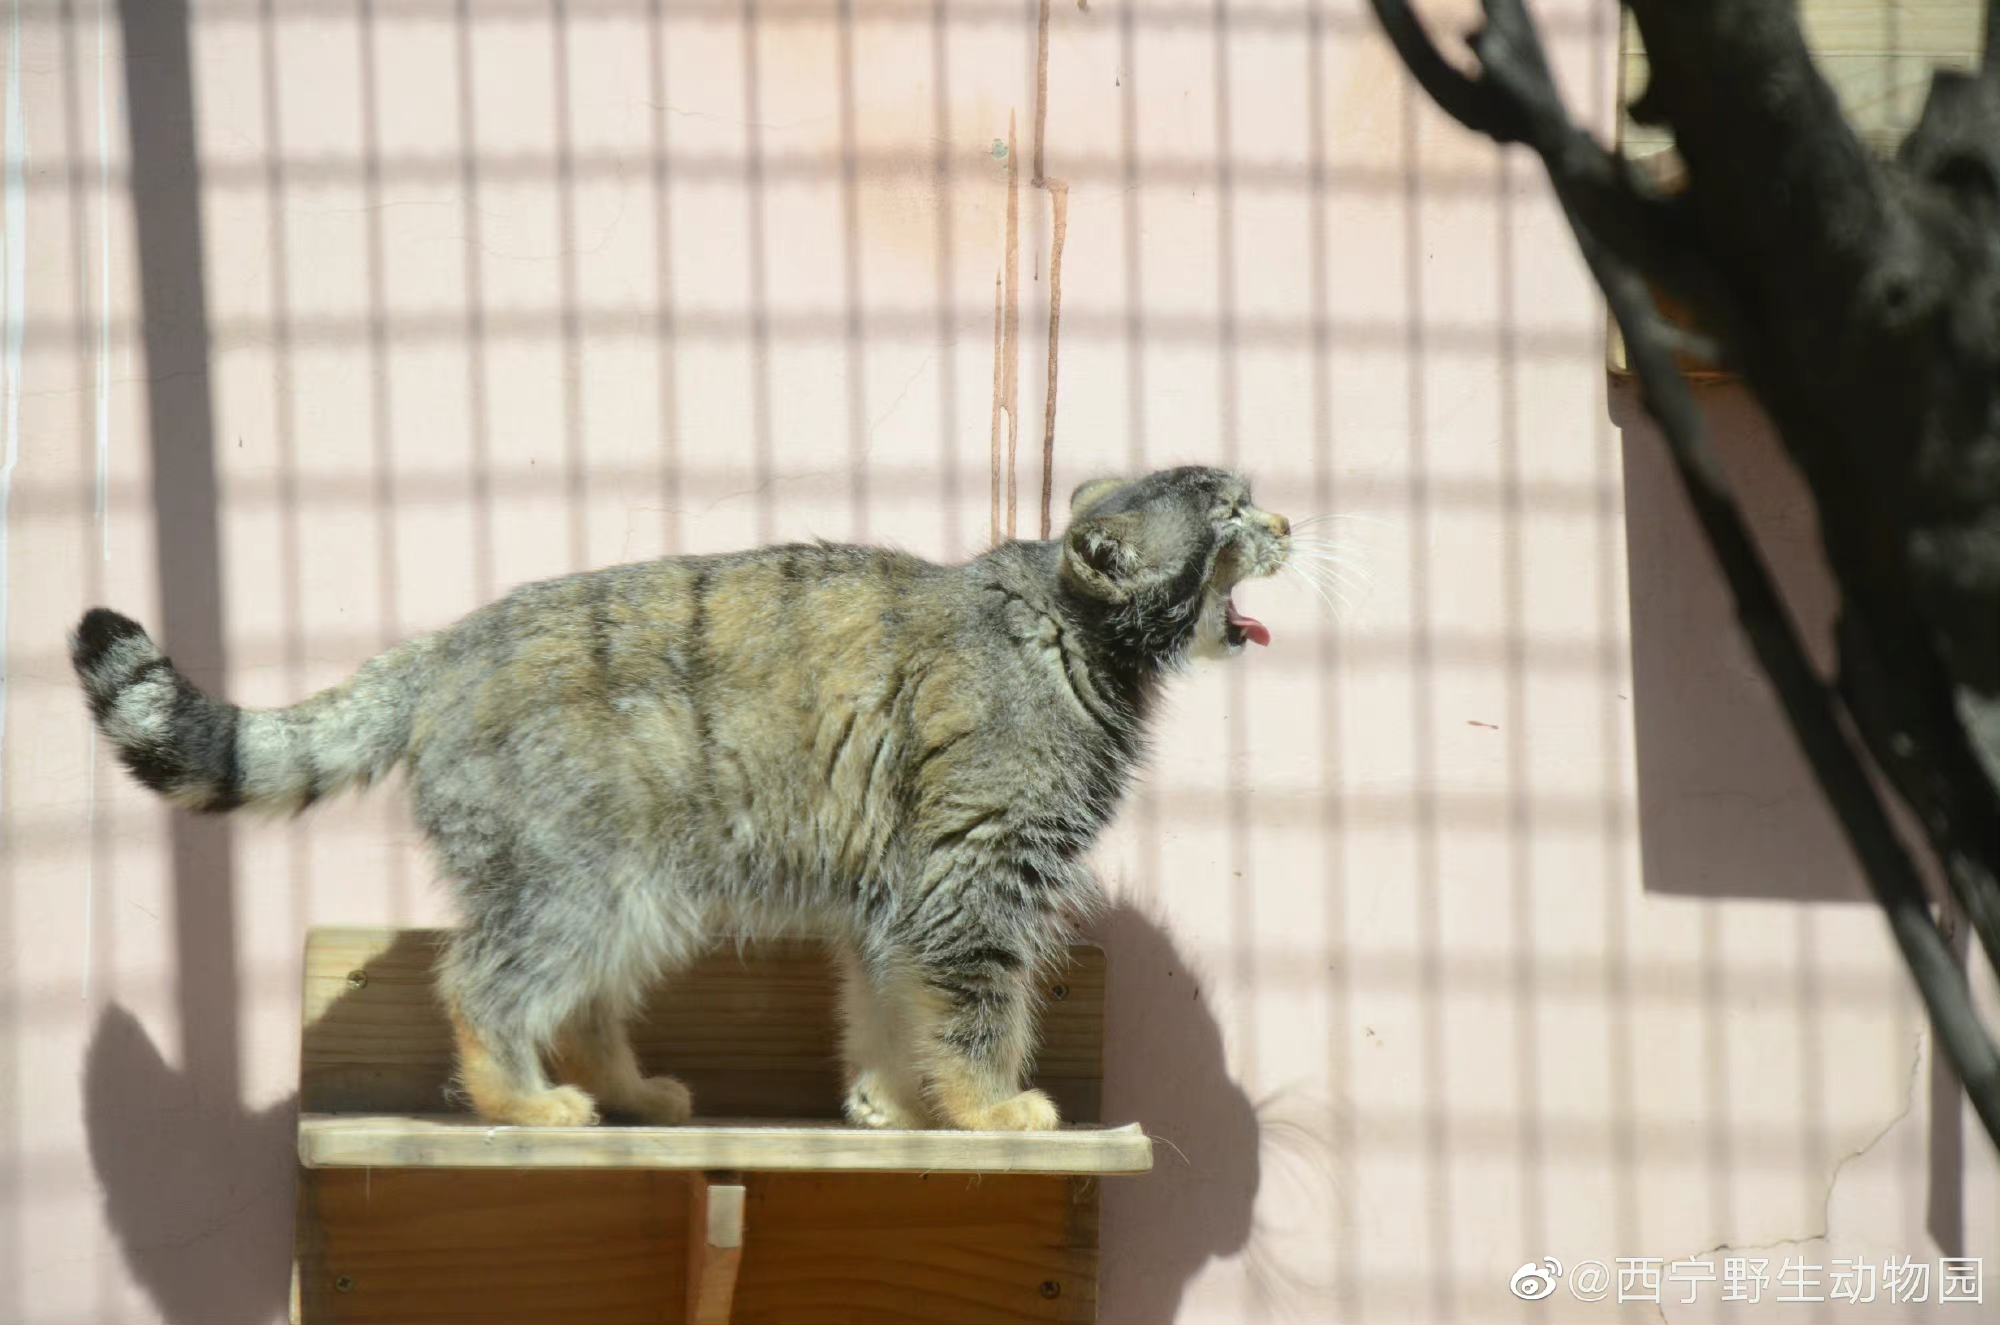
[1058,466,1289,663]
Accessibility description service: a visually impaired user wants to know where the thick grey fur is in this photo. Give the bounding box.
[70,465,1289,1129]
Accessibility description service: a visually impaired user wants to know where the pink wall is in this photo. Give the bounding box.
[1,1,1992,1322]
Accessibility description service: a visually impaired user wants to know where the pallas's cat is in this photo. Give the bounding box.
[72,466,1290,1130]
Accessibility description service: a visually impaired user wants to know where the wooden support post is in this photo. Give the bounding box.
[686,1172,745,1325]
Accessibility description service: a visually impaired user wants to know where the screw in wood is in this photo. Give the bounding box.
[1049,982,1069,1001]
[334,1276,356,1293]
[345,970,368,990]
[1040,1280,1061,1299]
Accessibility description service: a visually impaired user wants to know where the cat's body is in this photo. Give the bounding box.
[71,466,1289,1130]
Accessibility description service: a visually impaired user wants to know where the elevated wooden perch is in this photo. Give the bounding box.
[291,928,1149,1325]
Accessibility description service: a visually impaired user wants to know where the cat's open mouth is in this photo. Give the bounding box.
[1223,595,1270,648]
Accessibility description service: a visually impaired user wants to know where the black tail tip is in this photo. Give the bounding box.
[71,607,151,673]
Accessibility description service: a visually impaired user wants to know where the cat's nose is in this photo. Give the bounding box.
[1270,513,1291,537]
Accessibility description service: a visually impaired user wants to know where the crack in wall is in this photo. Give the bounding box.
[1666,1023,1931,1321]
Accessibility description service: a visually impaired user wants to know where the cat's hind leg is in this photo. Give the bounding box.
[550,999,693,1125]
[447,1001,600,1127]
[438,918,605,1127]
[902,941,1060,1132]
[420,754,697,1127]
[836,949,931,1129]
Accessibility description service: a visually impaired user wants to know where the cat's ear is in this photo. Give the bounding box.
[1061,510,1191,602]
[1069,477,1125,516]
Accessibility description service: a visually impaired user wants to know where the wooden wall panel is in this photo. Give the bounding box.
[301,929,1105,1124]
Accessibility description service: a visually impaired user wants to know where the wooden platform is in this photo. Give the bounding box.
[293,927,1148,1325]
[300,1113,1153,1175]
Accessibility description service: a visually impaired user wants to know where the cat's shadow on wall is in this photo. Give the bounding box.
[1095,900,1263,1322]
[81,1005,298,1325]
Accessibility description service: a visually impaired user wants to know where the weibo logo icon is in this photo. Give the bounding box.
[1510,1257,1564,1301]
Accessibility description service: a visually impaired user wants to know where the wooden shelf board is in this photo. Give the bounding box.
[299,1113,1153,1175]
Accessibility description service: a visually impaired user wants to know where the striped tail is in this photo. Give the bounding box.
[69,607,427,814]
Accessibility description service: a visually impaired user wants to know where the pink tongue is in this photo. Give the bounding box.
[1227,601,1271,647]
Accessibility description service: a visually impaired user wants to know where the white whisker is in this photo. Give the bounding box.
[1288,513,1398,530]
[1299,573,1372,604]
[1285,544,1373,565]
[1285,539,1375,561]
[1281,563,1353,618]
[1286,560,1373,613]
[1285,537,1379,558]
[1284,544,1380,572]
[1293,557,1363,596]
[1282,569,1346,619]
[1287,550,1375,575]
[1283,551,1378,591]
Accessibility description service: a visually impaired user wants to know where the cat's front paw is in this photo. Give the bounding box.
[844,1074,927,1129]
[488,1084,600,1127]
[618,1074,693,1126]
[955,1088,1060,1132]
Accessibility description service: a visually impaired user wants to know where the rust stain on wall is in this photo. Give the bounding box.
[996,112,1021,541]
[1028,0,1085,538]
[1039,180,1069,539]
[1032,0,1054,188]
[988,264,1005,546]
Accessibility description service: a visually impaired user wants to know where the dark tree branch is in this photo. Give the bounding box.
[1622,0,2000,981]
[1630,0,2000,1023]
[1601,245,2000,1148]
[1368,0,2000,1146]
[1837,612,2000,979]
[1571,150,2000,1166]
[1625,0,1888,290]
[1369,0,1739,343]
[1369,0,1522,139]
